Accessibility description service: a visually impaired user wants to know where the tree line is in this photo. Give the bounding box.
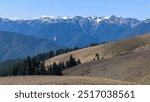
[0,42,106,77]
[0,47,81,76]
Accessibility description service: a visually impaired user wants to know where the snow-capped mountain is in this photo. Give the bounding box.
[0,15,149,47]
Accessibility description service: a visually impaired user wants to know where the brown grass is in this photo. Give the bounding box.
[2,34,150,85]
[0,76,136,85]
[43,33,150,85]
[44,33,150,67]
[63,50,150,84]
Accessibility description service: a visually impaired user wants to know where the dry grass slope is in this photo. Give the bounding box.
[63,50,150,84]
[44,33,150,85]
[0,76,136,85]
[45,33,150,68]
[1,34,150,85]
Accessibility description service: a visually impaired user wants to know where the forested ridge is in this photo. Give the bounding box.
[0,47,81,76]
[0,42,104,77]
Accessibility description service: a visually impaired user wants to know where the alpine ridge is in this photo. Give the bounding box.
[0,15,150,47]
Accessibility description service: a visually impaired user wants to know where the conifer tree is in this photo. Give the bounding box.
[66,55,77,68]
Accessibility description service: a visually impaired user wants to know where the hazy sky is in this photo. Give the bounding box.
[0,0,150,20]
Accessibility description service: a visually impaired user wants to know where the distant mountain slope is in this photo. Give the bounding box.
[0,59,22,70]
[0,31,62,62]
[0,16,150,47]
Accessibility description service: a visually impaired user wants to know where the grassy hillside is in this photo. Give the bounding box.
[45,33,150,67]
[0,76,135,85]
[63,50,150,84]
[1,33,150,85]
[44,33,150,84]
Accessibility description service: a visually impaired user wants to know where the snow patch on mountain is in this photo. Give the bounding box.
[2,15,145,28]
[0,15,150,48]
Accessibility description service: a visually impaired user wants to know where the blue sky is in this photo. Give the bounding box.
[0,0,149,20]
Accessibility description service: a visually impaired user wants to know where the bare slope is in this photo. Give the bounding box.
[45,33,150,67]
[63,50,150,84]
[44,33,150,84]
[0,76,135,85]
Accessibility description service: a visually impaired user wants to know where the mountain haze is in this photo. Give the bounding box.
[0,31,62,62]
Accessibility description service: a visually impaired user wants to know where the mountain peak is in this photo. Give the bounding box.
[0,15,150,49]
[0,15,145,25]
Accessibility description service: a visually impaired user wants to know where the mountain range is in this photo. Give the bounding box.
[0,15,150,47]
[0,31,62,62]
[0,15,150,62]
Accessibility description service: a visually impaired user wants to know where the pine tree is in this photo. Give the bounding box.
[36,62,46,75]
[66,55,77,68]
[47,65,53,75]
[53,62,58,75]
[25,56,32,75]
[31,58,36,75]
